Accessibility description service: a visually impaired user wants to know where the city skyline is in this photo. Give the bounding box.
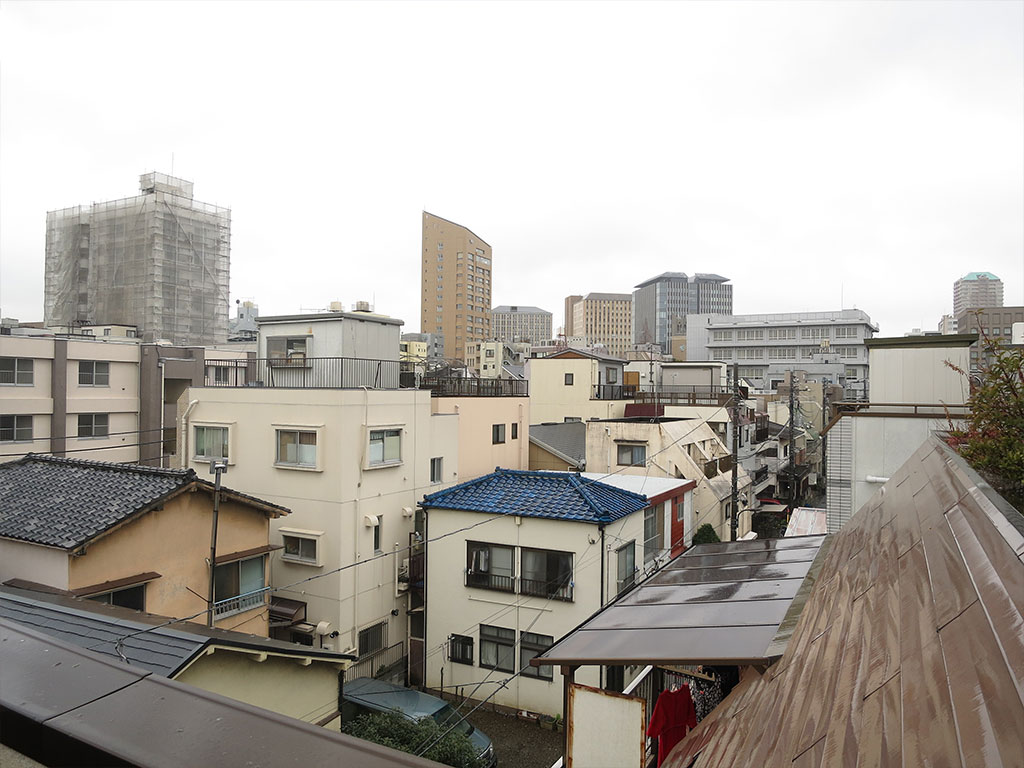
[1,1,1022,340]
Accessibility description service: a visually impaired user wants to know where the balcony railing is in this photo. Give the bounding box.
[752,465,769,485]
[519,577,574,602]
[465,571,515,593]
[213,591,266,617]
[346,641,406,682]
[205,356,400,389]
[422,377,528,397]
[594,384,741,406]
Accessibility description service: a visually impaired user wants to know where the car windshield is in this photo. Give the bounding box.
[431,703,474,736]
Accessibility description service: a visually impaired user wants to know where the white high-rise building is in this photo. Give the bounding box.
[953,272,1003,319]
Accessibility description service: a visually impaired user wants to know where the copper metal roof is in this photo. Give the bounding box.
[535,534,826,667]
[663,435,1024,767]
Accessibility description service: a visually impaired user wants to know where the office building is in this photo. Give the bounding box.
[956,305,1024,368]
[421,212,492,362]
[567,293,633,358]
[632,273,733,353]
[953,271,1003,319]
[686,309,877,397]
[563,294,582,337]
[45,173,230,345]
[489,305,552,344]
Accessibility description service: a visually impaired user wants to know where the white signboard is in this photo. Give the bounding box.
[567,683,646,768]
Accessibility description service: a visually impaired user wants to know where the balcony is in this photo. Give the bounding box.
[346,641,406,682]
[213,591,266,617]
[519,577,574,602]
[205,356,400,389]
[594,384,741,406]
[465,571,515,593]
[421,377,528,397]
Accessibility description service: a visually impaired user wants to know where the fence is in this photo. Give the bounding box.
[204,357,400,389]
[346,641,406,682]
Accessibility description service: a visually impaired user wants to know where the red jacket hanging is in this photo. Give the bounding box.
[646,685,697,766]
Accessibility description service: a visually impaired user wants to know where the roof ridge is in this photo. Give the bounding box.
[12,453,196,480]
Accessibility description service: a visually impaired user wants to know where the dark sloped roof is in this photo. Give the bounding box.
[536,535,826,667]
[0,455,288,550]
[420,468,648,524]
[529,422,587,469]
[0,586,354,676]
[663,435,1024,767]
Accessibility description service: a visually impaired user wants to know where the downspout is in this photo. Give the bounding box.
[157,358,166,467]
[599,524,606,691]
[352,386,370,652]
[181,399,199,467]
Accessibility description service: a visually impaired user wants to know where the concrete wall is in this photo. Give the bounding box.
[526,358,628,425]
[258,316,401,361]
[0,538,68,587]
[430,397,529,477]
[175,648,343,728]
[67,491,273,634]
[425,508,648,716]
[179,386,460,654]
[868,345,970,405]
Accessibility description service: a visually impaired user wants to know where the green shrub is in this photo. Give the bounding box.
[692,523,721,545]
[343,710,487,768]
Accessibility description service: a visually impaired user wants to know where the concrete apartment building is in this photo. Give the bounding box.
[421,212,492,363]
[952,271,1003,320]
[180,310,528,673]
[490,305,552,344]
[45,173,230,345]
[563,295,582,337]
[955,305,1024,368]
[686,310,877,398]
[0,331,247,467]
[632,273,733,353]
[568,293,633,358]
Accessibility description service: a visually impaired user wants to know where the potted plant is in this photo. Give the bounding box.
[539,714,556,731]
[553,713,564,733]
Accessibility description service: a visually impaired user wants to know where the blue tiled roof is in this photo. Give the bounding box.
[420,468,649,524]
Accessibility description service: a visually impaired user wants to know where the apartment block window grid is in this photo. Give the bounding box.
[0,358,33,385]
[0,415,32,442]
[78,361,110,386]
[77,413,109,438]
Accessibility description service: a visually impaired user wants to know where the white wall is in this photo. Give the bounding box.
[0,539,69,588]
[868,345,971,405]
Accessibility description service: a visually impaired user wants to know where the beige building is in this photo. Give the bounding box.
[563,295,582,337]
[568,293,633,358]
[525,349,629,424]
[421,212,492,362]
[490,305,552,344]
[0,455,287,636]
[420,469,693,716]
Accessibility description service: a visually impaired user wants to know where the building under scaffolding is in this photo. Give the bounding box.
[44,173,230,345]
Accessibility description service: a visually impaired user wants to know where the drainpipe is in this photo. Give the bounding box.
[157,359,166,467]
[181,399,199,467]
[599,525,606,691]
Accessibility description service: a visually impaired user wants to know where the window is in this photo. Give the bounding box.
[276,429,317,467]
[449,634,474,665]
[195,425,229,460]
[676,499,686,522]
[644,506,661,564]
[466,541,515,592]
[212,366,230,384]
[616,542,636,595]
[712,330,733,342]
[521,548,573,601]
[736,329,764,341]
[511,423,518,440]
[86,584,145,611]
[607,368,618,384]
[520,631,554,680]
[617,444,646,466]
[213,556,266,616]
[492,424,506,444]
[0,358,33,386]
[369,428,402,466]
[564,416,582,423]
[267,336,310,365]
[359,620,388,658]
[479,624,516,672]
[768,328,796,340]
[801,327,829,340]
[564,373,574,386]
[711,349,733,360]
[430,457,443,483]
[77,414,109,438]
[834,327,857,339]
[281,530,321,566]
[768,348,796,360]
[0,415,32,442]
[78,361,110,386]
[373,515,383,552]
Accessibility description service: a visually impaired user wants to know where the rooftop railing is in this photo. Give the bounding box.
[593,384,741,406]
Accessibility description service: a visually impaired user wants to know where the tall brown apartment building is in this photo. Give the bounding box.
[569,292,633,358]
[421,212,492,362]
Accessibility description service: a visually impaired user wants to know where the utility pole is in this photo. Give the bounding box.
[788,373,797,510]
[207,460,227,627]
[730,362,740,542]
[821,384,829,499]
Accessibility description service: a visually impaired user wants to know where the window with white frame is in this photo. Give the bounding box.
[712,330,733,342]
[78,361,110,386]
[281,528,322,566]
[520,631,554,680]
[711,349,733,360]
[617,443,646,466]
[644,506,661,564]
[276,429,317,468]
[737,348,763,359]
[479,624,516,672]
[838,346,859,359]
[77,414,109,438]
[801,327,829,340]
[430,457,443,483]
[736,329,764,341]
[834,327,858,339]
[213,556,266,616]
[0,415,32,442]
[373,515,383,553]
[195,425,229,460]
[768,328,796,340]
[768,348,796,360]
[0,358,33,386]
[616,541,636,595]
[369,428,402,466]
[267,336,310,364]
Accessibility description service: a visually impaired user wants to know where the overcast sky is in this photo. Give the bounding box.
[2,1,1022,337]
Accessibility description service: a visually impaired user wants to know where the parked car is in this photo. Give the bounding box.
[342,677,496,767]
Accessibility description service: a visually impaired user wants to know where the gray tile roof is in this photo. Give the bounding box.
[0,455,287,550]
[530,422,587,469]
[0,586,354,676]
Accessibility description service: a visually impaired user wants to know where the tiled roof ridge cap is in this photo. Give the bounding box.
[16,453,197,481]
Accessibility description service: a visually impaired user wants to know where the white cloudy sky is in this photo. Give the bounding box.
[1,1,1022,337]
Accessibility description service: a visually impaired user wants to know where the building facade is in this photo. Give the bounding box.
[45,173,231,345]
[421,212,492,362]
[569,293,633,358]
[632,273,733,353]
[952,271,1003,319]
[563,295,582,338]
[954,305,1024,369]
[685,310,877,397]
[490,306,552,345]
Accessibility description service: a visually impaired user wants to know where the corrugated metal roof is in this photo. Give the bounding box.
[0,455,288,550]
[663,435,1024,767]
[420,468,649,524]
[536,535,826,667]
